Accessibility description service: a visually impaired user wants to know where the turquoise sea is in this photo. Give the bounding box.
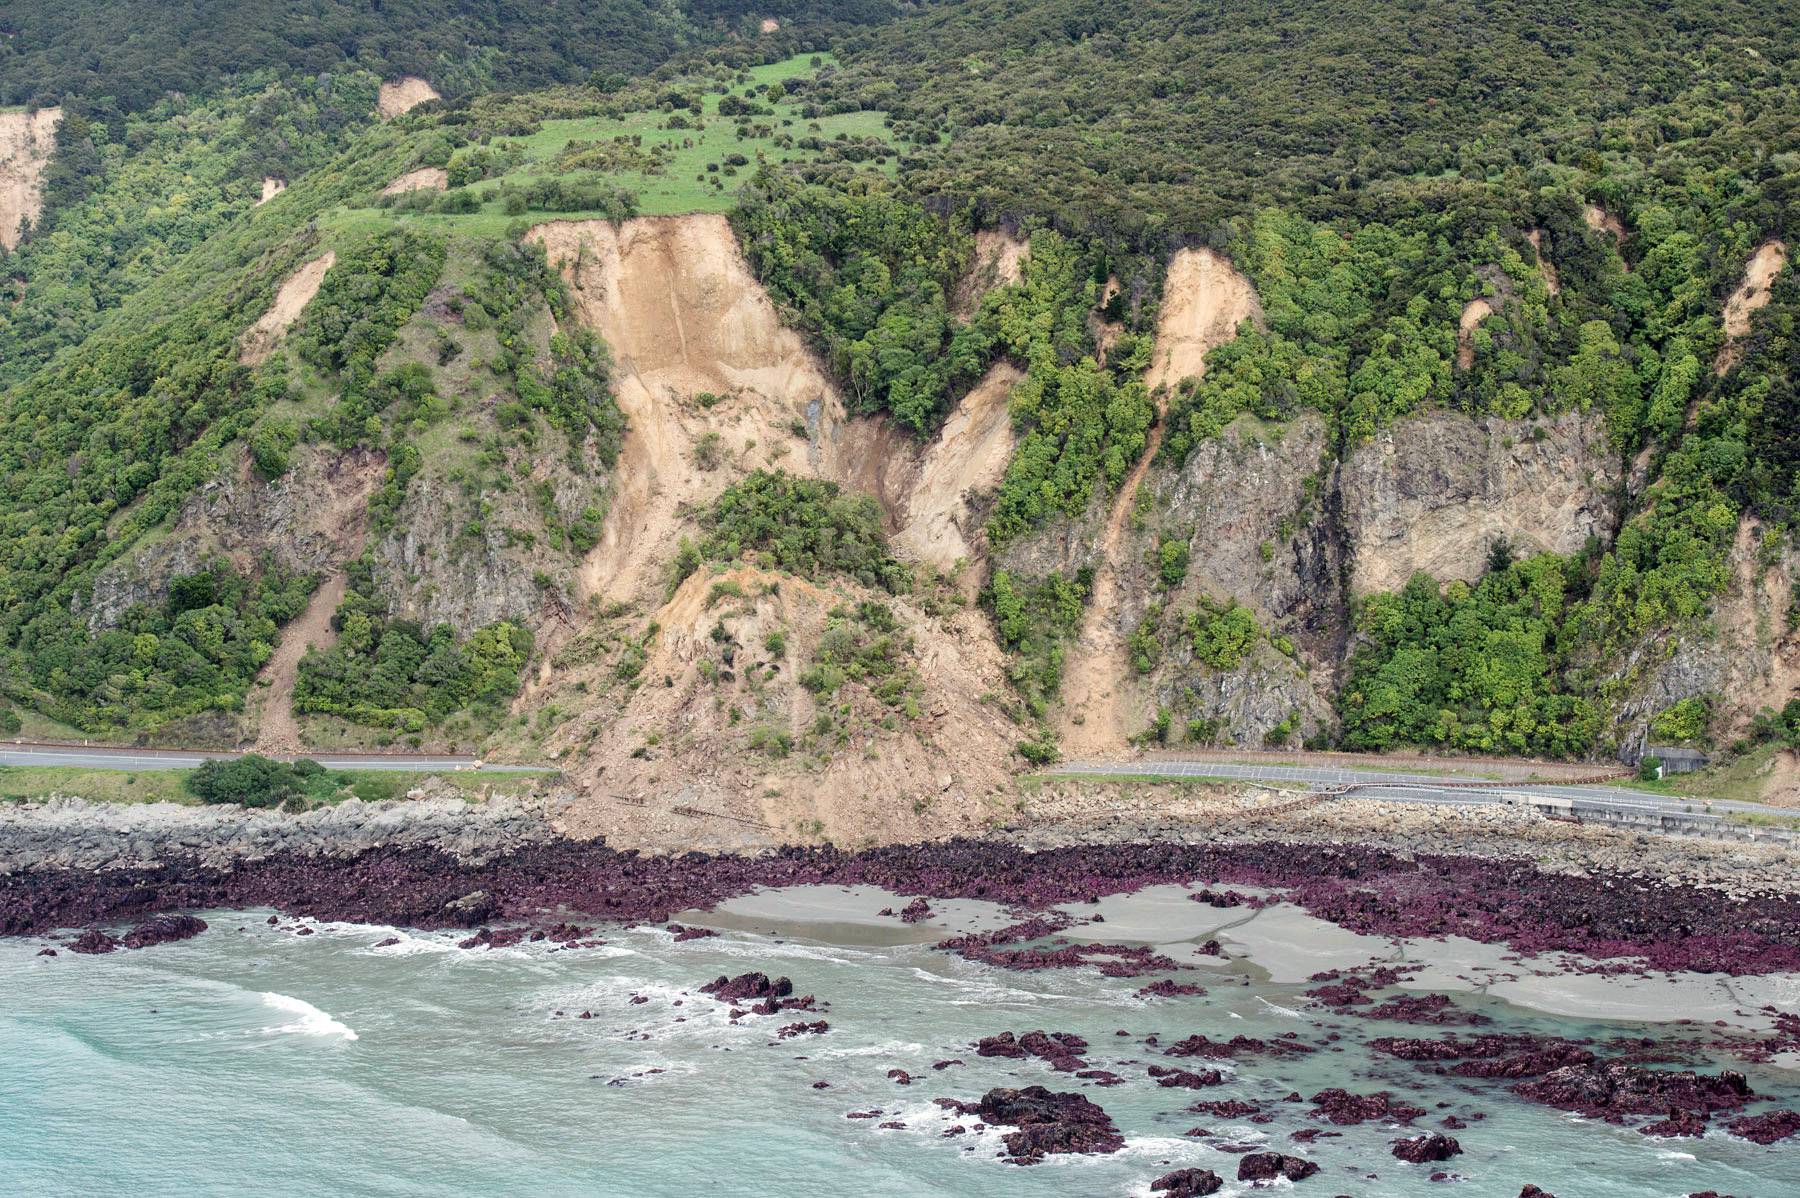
[4,890,1798,1197]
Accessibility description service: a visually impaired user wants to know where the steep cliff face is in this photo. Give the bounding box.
[0,107,61,251]
[84,445,384,631]
[1337,409,1619,597]
[1607,518,1800,753]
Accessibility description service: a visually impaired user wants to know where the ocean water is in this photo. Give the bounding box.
[4,892,1799,1198]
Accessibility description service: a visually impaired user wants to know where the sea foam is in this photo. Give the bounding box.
[259,992,359,1040]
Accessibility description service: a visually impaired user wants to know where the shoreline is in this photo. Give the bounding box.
[6,789,1800,983]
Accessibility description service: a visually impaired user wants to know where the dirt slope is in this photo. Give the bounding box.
[1527,229,1561,296]
[258,177,286,205]
[1584,204,1627,247]
[890,362,1022,578]
[547,567,1017,852]
[1059,248,1263,754]
[528,216,858,612]
[952,229,1029,318]
[382,168,448,195]
[1715,240,1788,375]
[252,573,347,753]
[0,107,62,251]
[1456,297,1494,370]
[377,77,441,119]
[240,252,335,366]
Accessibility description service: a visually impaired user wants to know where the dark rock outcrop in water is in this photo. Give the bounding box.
[1725,1108,1800,1144]
[1150,1168,1224,1196]
[1391,1132,1462,1162]
[975,1030,1089,1072]
[934,1086,1124,1164]
[119,913,206,949]
[67,927,119,954]
[8,829,1800,980]
[1235,1152,1318,1182]
[1309,1088,1425,1125]
[1512,1063,1753,1120]
[702,972,793,1003]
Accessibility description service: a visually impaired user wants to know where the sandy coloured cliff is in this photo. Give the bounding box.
[0,107,62,252]
[382,168,448,195]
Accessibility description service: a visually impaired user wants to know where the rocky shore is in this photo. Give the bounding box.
[5,791,1800,982]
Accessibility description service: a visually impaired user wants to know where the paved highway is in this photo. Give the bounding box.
[0,743,543,773]
[1051,756,1781,821]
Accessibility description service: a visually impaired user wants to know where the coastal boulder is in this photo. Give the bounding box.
[938,1086,1124,1164]
[1391,1133,1462,1163]
[120,914,207,949]
[1236,1152,1319,1182]
[1151,1168,1224,1196]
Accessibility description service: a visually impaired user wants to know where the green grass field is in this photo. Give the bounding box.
[323,53,899,237]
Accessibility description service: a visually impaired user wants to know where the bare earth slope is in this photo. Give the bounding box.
[1059,248,1263,754]
[240,252,335,366]
[0,107,63,251]
[377,77,441,119]
[1716,240,1788,374]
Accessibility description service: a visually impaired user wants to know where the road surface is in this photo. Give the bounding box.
[1051,755,1782,822]
[0,743,542,774]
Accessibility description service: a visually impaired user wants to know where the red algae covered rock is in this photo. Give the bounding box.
[1236,1152,1319,1182]
[1138,979,1207,999]
[667,923,717,942]
[1149,1064,1225,1089]
[67,928,119,954]
[1189,1099,1261,1119]
[1165,1033,1314,1059]
[1512,1063,1752,1120]
[938,1086,1124,1164]
[1640,1110,1709,1137]
[1309,1088,1426,1125]
[1151,1167,1224,1196]
[1391,1133,1462,1163]
[1725,1108,1800,1144]
[975,1030,1089,1072]
[119,913,207,949]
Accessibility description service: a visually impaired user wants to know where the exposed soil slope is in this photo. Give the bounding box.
[1584,204,1627,247]
[1527,229,1561,296]
[239,252,335,366]
[890,362,1022,577]
[1455,297,1494,370]
[1715,240,1788,375]
[377,77,441,119]
[547,567,1018,852]
[1060,248,1262,754]
[952,229,1029,318]
[382,168,448,195]
[528,216,857,612]
[252,572,347,753]
[0,107,62,251]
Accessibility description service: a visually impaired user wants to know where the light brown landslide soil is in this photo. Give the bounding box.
[0,107,63,251]
[547,566,1019,853]
[252,573,346,753]
[259,177,286,205]
[1455,296,1494,370]
[890,362,1022,578]
[951,229,1029,319]
[1059,248,1263,753]
[1584,203,1627,247]
[240,252,335,366]
[527,215,860,613]
[377,77,441,119]
[1715,240,1788,374]
[381,168,448,195]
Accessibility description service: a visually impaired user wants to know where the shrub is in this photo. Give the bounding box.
[187,755,325,808]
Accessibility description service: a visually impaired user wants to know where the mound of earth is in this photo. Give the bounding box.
[0,107,63,251]
[240,252,335,366]
[382,168,449,195]
[545,566,1018,852]
[378,77,441,118]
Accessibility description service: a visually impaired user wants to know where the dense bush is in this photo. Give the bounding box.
[187,753,325,808]
[682,470,909,592]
